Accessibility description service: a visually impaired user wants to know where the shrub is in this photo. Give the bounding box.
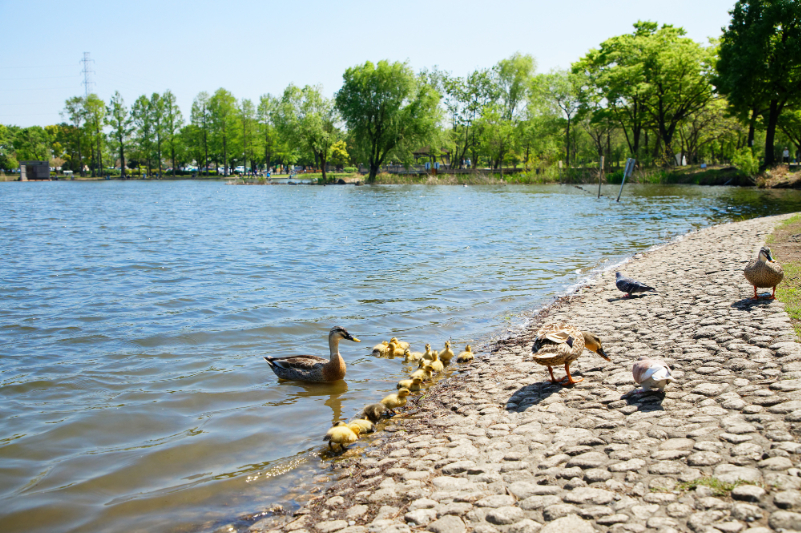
[343,166,357,173]
[606,170,624,184]
[732,147,759,177]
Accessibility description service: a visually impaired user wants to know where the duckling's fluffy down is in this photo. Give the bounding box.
[324,422,360,450]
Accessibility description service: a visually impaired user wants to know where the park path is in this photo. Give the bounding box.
[254,214,801,533]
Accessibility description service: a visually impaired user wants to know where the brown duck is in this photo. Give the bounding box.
[263,326,360,382]
[744,246,784,300]
[531,323,610,385]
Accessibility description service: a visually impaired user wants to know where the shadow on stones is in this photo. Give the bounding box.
[731,296,776,310]
[504,380,563,412]
[606,293,658,303]
[621,390,666,412]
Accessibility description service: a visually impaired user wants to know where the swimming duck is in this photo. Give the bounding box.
[456,345,474,363]
[390,337,410,351]
[421,344,436,361]
[361,403,387,423]
[348,418,375,434]
[398,376,423,391]
[632,357,674,392]
[263,326,360,382]
[531,323,610,386]
[324,422,360,451]
[428,351,444,373]
[744,246,784,300]
[371,340,390,356]
[410,361,434,381]
[438,341,455,364]
[381,388,411,413]
[404,348,424,363]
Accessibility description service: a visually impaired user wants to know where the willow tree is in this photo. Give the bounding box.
[335,60,440,181]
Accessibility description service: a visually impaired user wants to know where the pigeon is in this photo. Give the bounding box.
[615,272,656,297]
[632,357,674,392]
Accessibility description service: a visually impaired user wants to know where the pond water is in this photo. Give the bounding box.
[1,181,800,533]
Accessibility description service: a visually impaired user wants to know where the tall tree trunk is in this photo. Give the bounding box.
[96,124,102,177]
[204,130,209,176]
[223,132,228,176]
[172,146,176,177]
[764,100,781,167]
[565,117,571,168]
[119,135,125,178]
[320,151,327,182]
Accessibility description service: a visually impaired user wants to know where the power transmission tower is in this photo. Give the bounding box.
[80,52,95,97]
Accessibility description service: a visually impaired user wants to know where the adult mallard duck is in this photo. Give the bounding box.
[531,323,610,386]
[263,326,360,382]
[744,246,784,300]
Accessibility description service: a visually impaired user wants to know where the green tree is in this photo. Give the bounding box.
[495,53,535,122]
[105,91,133,178]
[191,91,212,175]
[150,93,165,176]
[209,88,237,175]
[239,98,258,173]
[716,0,801,166]
[83,94,106,176]
[61,96,87,175]
[131,95,154,176]
[257,94,279,172]
[539,70,585,167]
[442,68,499,168]
[162,90,184,176]
[0,124,17,170]
[275,85,339,181]
[335,60,440,181]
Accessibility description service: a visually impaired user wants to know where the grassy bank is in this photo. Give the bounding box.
[768,214,801,339]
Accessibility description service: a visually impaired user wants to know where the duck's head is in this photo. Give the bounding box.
[330,326,360,342]
[397,388,411,397]
[425,343,431,350]
[390,337,399,344]
[444,341,451,348]
[759,247,775,263]
[465,344,472,351]
[412,377,423,386]
[582,332,610,361]
[403,349,411,358]
[417,358,429,369]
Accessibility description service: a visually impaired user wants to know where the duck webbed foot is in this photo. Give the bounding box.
[752,286,761,300]
[547,366,561,384]
[559,364,583,386]
[770,286,777,300]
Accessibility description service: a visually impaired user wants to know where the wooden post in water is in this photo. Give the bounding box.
[598,156,604,198]
[617,158,634,202]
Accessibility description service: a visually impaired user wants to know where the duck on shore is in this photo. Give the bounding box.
[264,326,360,382]
[456,345,474,363]
[531,323,610,386]
[744,246,784,300]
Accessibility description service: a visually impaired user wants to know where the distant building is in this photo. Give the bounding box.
[19,161,52,181]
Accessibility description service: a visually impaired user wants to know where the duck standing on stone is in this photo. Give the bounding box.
[744,246,784,300]
[632,357,674,393]
[615,272,657,297]
[263,326,360,382]
[531,323,610,386]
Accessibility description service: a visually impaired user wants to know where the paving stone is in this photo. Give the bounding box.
[774,490,801,510]
[687,451,724,466]
[485,506,526,525]
[731,485,766,502]
[315,520,349,533]
[540,515,596,533]
[426,515,466,533]
[713,464,763,484]
[769,510,801,530]
[562,487,616,505]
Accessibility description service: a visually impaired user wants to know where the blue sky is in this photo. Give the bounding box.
[2,0,737,128]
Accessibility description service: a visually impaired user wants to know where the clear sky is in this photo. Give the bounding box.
[2,0,738,128]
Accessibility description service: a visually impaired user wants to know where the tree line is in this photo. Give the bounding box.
[1,0,799,182]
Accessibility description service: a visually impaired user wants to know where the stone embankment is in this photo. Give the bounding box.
[255,214,801,533]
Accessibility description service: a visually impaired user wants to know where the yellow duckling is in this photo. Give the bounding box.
[411,362,434,381]
[381,388,411,413]
[438,341,455,364]
[386,341,406,358]
[404,348,423,363]
[348,418,375,434]
[429,351,444,373]
[371,340,389,356]
[397,376,423,391]
[389,337,410,351]
[323,421,360,451]
[361,403,387,423]
[421,344,436,361]
[456,344,474,363]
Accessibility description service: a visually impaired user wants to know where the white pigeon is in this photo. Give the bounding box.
[632,357,674,392]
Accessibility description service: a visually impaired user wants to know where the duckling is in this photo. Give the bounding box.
[371,340,389,356]
[389,337,410,351]
[323,421,360,451]
[421,344,436,361]
[410,362,434,381]
[404,348,423,363]
[381,388,411,413]
[428,351,444,373]
[456,344,474,363]
[361,403,387,423]
[744,246,784,300]
[264,326,360,382]
[438,341,455,364]
[397,376,424,391]
[531,322,610,386]
[348,418,375,434]
[386,341,406,358]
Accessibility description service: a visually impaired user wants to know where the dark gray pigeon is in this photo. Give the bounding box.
[615,272,656,297]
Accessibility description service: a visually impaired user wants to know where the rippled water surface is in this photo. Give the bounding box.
[2,181,801,532]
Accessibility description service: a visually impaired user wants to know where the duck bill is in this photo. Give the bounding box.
[347,335,361,342]
[597,348,611,362]
[766,250,775,262]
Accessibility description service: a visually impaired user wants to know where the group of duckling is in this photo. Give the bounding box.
[321,336,474,452]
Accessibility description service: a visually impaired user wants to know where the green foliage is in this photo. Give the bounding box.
[342,166,356,173]
[676,477,755,496]
[732,147,760,176]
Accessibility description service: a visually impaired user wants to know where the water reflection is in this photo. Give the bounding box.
[277,380,349,425]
